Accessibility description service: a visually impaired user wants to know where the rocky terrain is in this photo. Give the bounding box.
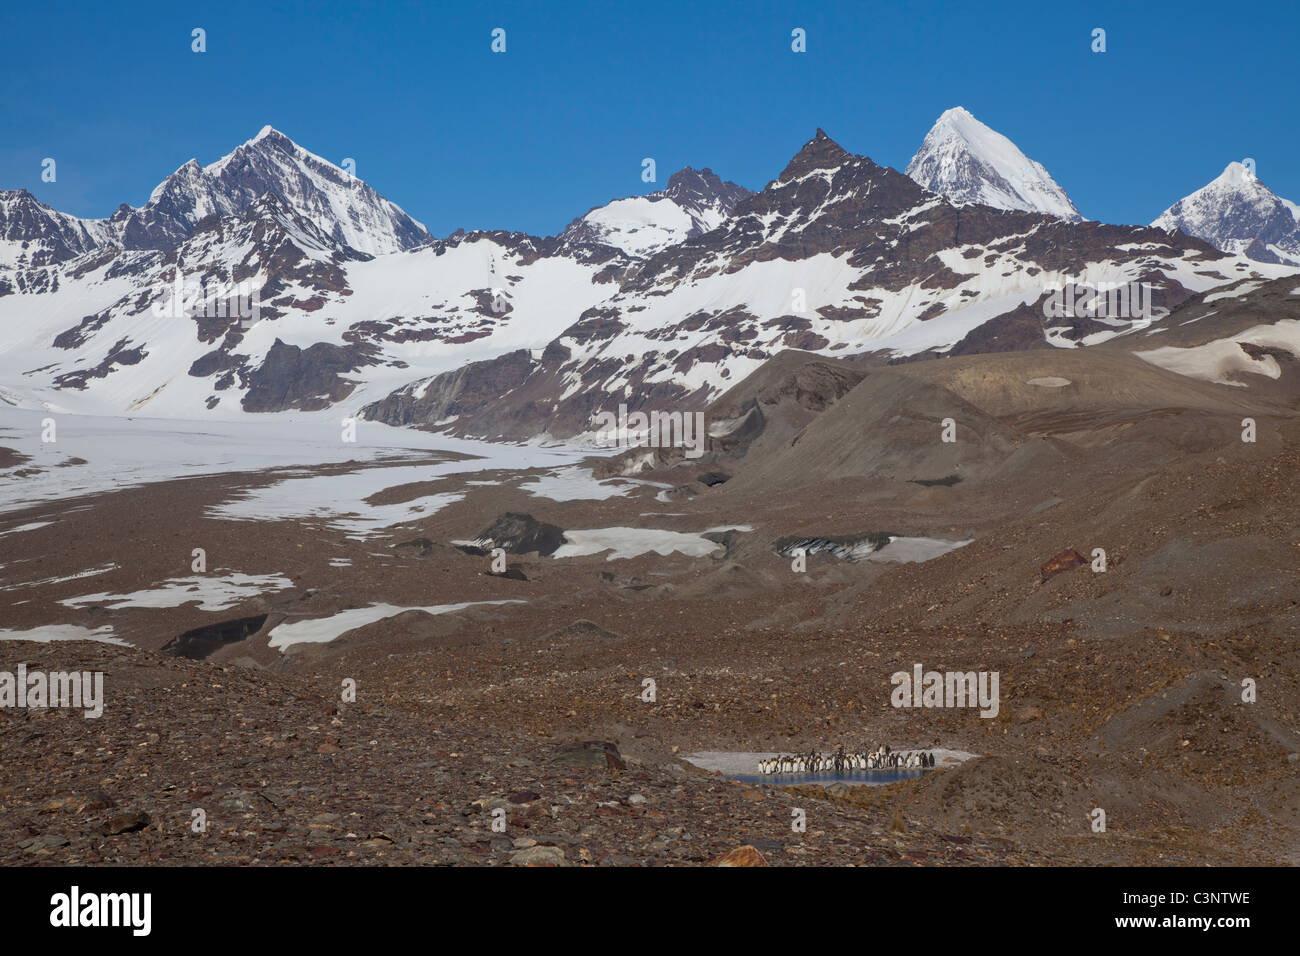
[4,106,1299,869]
[3,311,1298,865]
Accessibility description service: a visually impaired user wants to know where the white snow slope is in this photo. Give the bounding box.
[1152,162,1300,266]
[906,107,1084,221]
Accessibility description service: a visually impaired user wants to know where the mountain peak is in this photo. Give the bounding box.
[558,164,751,258]
[84,126,430,256]
[1211,161,1259,188]
[241,125,296,155]
[906,107,1083,221]
[663,166,752,210]
[1153,163,1300,265]
[779,129,852,182]
[936,106,975,125]
[212,126,300,175]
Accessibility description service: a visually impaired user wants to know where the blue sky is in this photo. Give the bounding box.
[3,0,1296,236]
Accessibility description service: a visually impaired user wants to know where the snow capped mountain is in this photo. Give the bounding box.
[558,167,752,258]
[1,127,429,263]
[109,126,431,256]
[0,190,112,268]
[2,122,1295,431]
[1152,162,1300,266]
[0,198,620,417]
[0,124,641,418]
[906,107,1083,222]
[364,129,1289,442]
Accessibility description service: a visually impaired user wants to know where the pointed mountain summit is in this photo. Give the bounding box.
[4,118,1287,425]
[660,167,752,219]
[777,128,855,182]
[558,165,752,258]
[110,126,430,255]
[906,107,1083,221]
[1152,162,1300,265]
[0,189,111,267]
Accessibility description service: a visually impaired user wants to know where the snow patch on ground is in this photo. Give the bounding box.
[1135,319,1300,385]
[866,536,973,563]
[212,469,466,539]
[0,624,128,646]
[267,600,524,650]
[2,563,119,591]
[59,573,293,612]
[1204,281,1264,303]
[553,527,727,561]
[0,521,54,537]
[519,466,645,502]
[206,438,598,537]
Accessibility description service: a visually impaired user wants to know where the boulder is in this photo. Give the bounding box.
[471,513,566,556]
[510,845,567,866]
[551,740,626,771]
[713,845,769,867]
[1040,549,1087,582]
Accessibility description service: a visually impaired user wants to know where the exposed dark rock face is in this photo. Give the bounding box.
[0,447,32,469]
[52,337,147,389]
[0,189,108,267]
[468,513,567,557]
[362,349,541,429]
[241,339,380,412]
[54,310,119,350]
[364,130,1228,442]
[161,614,269,660]
[662,166,753,216]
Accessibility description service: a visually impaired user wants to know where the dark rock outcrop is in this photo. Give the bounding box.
[241,339,380,412]
[468,513,566,557]
[1040,549,1088,582]
[161,614,269,660]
